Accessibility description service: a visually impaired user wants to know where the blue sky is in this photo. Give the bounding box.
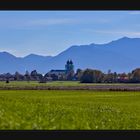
[0,11,140,57]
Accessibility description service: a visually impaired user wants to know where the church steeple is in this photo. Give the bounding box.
[69,60,73,64]
[65,59,74,74]
[67,60,70,65]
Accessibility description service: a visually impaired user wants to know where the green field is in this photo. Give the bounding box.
[0,81,140,88]
[0,81,109,87]
[0,90,140,130]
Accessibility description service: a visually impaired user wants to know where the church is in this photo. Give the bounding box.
[46,60,75,80]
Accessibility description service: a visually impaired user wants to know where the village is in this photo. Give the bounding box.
[0,60,140,83]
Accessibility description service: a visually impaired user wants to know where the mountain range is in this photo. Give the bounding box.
[0,36,140,74]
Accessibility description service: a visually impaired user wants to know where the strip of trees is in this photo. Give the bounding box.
[77,68,140,83]
[1,68,140,83]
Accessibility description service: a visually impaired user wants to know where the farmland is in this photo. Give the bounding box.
[0,81,140,90]
[0,90,140,129]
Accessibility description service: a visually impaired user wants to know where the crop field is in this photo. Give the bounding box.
[0,81,119,88]
[0,90,140,130]
[0,81,140,90]
[1,81,140,87]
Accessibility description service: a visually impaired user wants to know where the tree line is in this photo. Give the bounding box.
[1,68,140,83]
[76,68,140,83]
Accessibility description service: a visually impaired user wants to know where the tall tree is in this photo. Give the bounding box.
[24,70,30,82]
[131,68,140,83]
[80,69,103,83]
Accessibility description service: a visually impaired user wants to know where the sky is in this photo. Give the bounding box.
[0,11,140,57]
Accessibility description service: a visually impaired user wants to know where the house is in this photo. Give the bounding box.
[117,73,129,83]
[48,70,66,75]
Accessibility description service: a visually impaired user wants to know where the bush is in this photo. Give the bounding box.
[6,80,9,83]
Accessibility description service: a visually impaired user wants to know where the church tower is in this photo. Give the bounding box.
[65,59,74,74]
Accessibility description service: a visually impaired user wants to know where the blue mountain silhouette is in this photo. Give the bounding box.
[0,37,140,74]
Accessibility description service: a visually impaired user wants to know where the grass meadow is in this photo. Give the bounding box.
[0,89,140,130]
[0,81,140,88]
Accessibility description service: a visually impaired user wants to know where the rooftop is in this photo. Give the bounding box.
[50,70,66,72]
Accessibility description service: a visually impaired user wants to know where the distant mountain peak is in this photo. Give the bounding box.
[88,37,132,46]
[24,53,47,59]
[0,51,16,58]
[121,36,130,39]
[107,36,131,44]
[1,51,12,55]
